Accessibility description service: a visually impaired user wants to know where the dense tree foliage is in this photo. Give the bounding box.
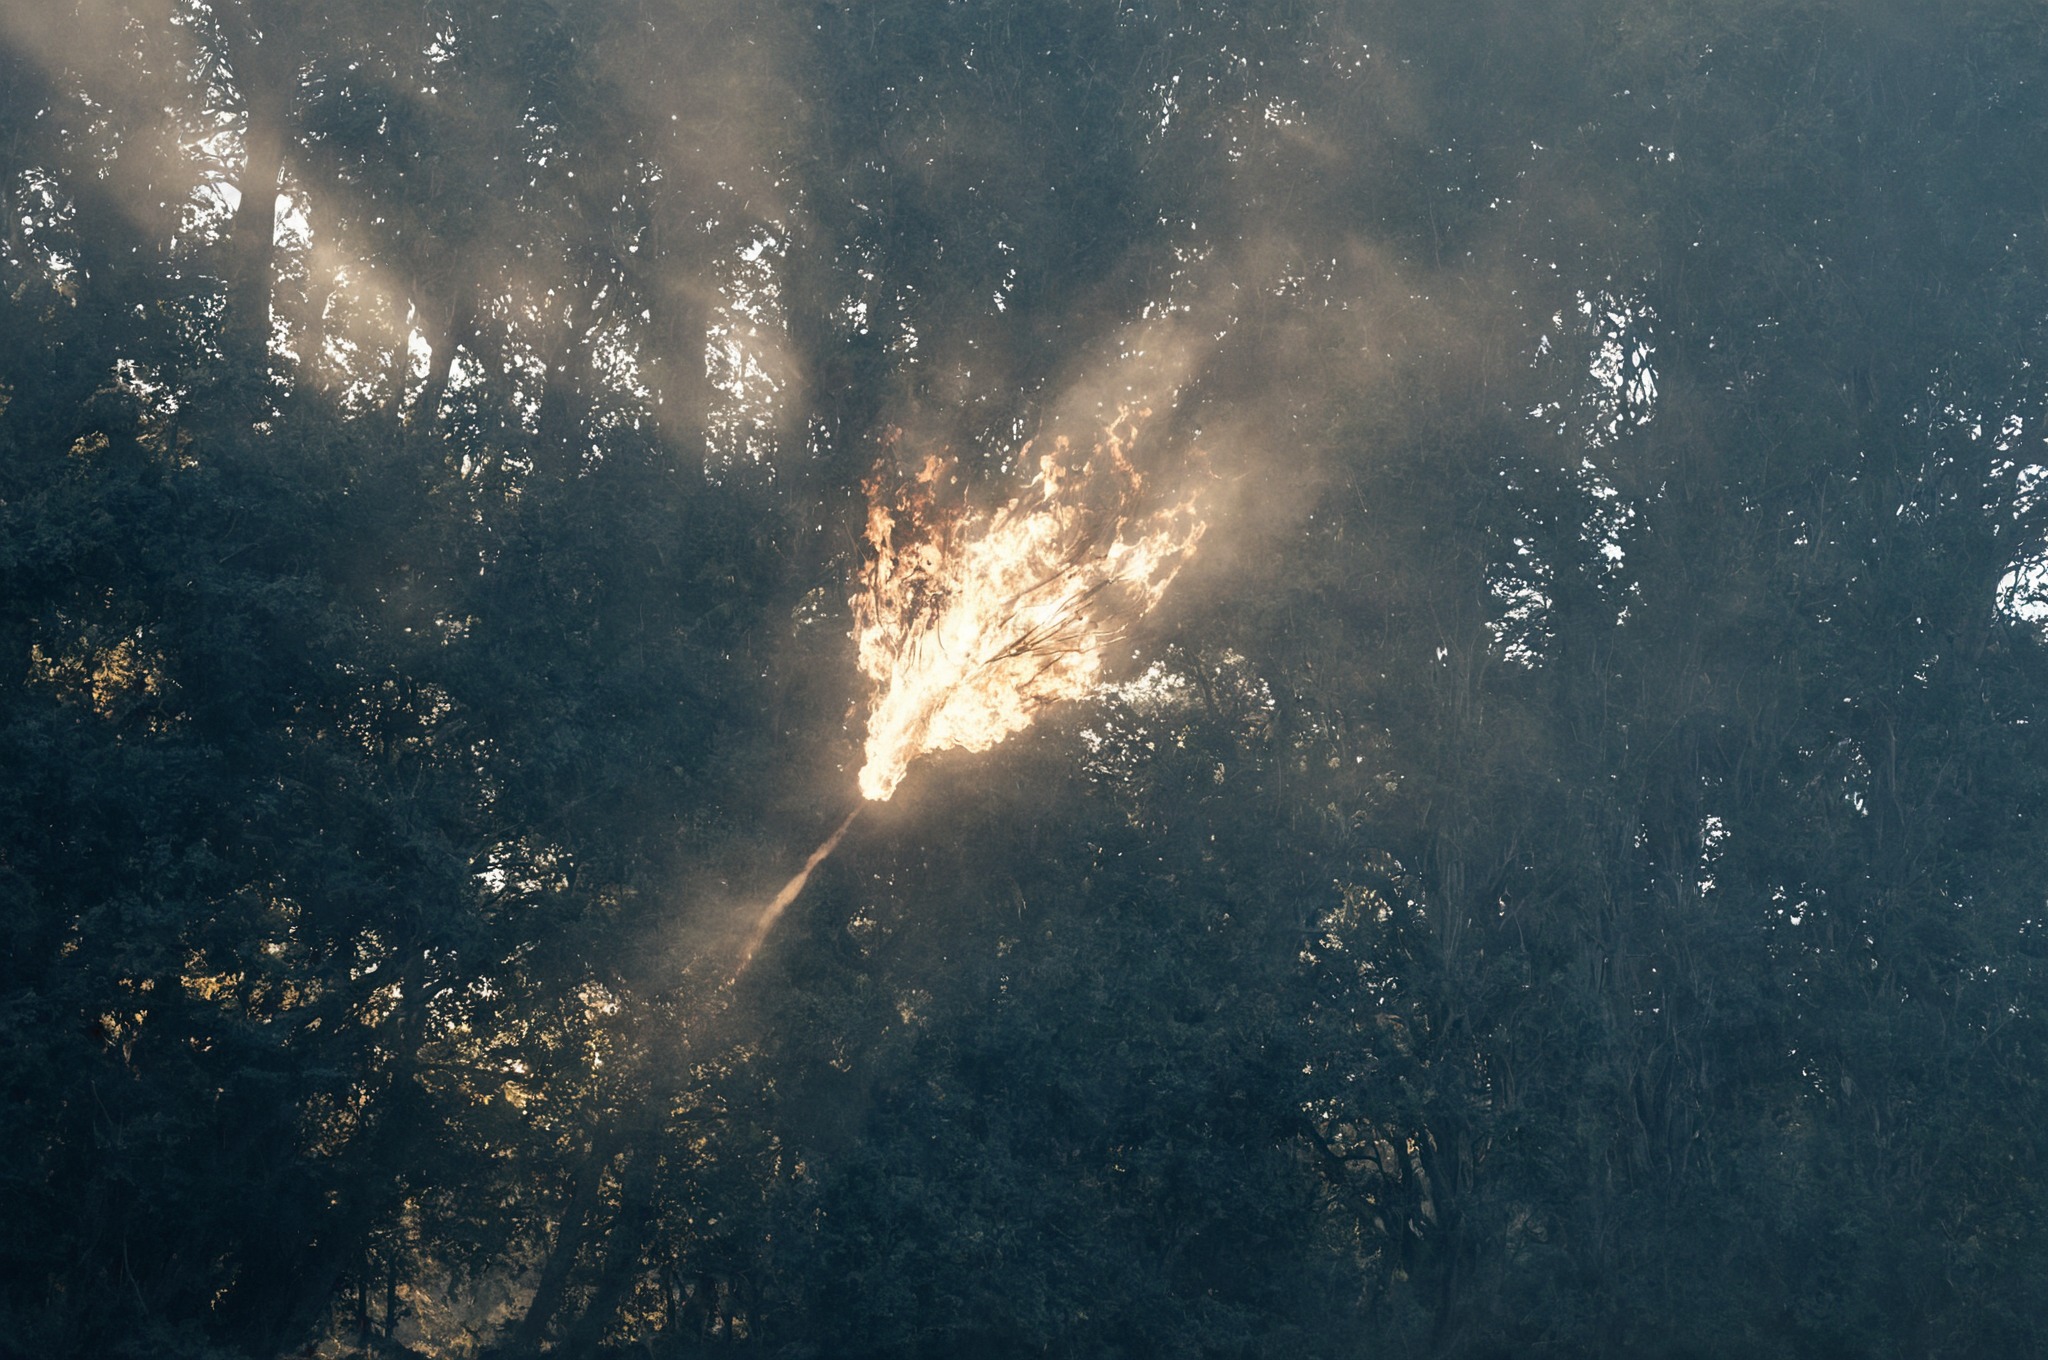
[5,2,2048,1357]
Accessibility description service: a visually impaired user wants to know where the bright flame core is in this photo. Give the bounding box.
[852,409,1205,801]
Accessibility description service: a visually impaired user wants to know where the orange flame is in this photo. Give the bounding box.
[852,408,1205,801]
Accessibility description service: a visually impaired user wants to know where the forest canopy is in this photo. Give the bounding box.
[4,2,2048,1358]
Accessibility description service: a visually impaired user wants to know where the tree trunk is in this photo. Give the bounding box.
[407,288,475,430]
[535,257,612,478]
[219,1,294,372]
[557,1135,660,1356]
[502,1129,623,1356]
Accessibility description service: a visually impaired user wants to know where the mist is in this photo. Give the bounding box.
[4,2,2048,1357]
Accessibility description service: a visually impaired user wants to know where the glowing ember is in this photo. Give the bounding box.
[852,408,1205,801]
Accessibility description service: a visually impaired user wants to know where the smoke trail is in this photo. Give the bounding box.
[734,806,862,976]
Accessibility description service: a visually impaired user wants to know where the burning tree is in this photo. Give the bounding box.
[852,407,1207,801]
[736,409,1206,969]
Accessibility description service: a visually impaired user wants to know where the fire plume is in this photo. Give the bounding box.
[852,408,1205,801]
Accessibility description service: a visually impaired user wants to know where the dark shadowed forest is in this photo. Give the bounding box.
[5,1,2048,1357]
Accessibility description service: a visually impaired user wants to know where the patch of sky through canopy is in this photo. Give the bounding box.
[705,229,792,471]
[1493,287,1660,663]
